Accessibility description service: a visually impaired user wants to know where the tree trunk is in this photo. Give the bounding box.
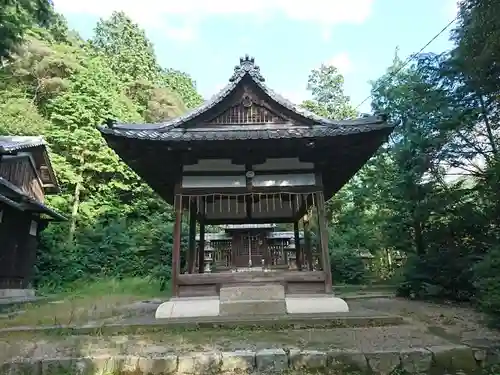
[478,93,498,157]
[68,179,82,244]
[413,218,425,256]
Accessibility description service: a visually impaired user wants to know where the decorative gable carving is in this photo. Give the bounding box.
[207,90,290,125]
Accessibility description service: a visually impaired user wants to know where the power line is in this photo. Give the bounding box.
[354,16,459,111]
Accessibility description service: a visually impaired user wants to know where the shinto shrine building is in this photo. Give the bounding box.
[99,56,393,318]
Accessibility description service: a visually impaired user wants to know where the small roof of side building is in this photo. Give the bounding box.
[99,55,395,204]
[0,136,65,220]
[0,136,60,194]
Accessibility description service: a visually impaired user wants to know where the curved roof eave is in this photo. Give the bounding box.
[98,55,392,136]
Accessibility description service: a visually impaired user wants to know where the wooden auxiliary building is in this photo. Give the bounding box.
[99,56,393,300]
[0,136,65,298]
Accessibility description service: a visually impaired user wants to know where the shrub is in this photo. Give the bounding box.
[330,248,367,284]
[473,246,500,327]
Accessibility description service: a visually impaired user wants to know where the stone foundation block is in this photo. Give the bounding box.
[220,350,255,372]
[428,345,477,373]
[289,349,327,369]
[5,360,41,375]
[137,355,178,374]
[400,348,433,373]
[41,357,94,375]
[364,350,401,375]
[0,289,35,299]
[329,349,369,372]
[256,348,287,372]
[177,351,221,374]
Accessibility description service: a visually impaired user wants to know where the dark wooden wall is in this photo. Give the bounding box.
[0,204,39,289]
[0,157,44,202]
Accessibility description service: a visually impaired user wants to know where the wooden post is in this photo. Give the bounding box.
[316,191,333,293]
[293,221,302,270]
[198,197,206,274]
[171,190,182,297]
[187,198,196,274]
[303,218,314,271]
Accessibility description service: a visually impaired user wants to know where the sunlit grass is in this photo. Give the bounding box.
[0,277,169,328]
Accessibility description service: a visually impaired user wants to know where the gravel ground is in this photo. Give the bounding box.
[1,296,498,363]
[349,297,500,343]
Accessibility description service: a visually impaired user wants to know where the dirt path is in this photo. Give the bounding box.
[350,297,500,345]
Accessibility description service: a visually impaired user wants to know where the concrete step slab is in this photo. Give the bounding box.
[220,284,284,302]
[220,299,286,316]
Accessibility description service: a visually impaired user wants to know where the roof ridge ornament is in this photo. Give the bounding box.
[229,54,265,83]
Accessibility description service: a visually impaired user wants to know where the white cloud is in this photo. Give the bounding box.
[446,0,460,20]
[326,52,353,75]
[53,0,374,41]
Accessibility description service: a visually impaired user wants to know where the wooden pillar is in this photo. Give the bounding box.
[293,221,302,270]
[303,218,314,271]
[187,199,196,274]
[316,191,333,293]
[171,191,182,297]
[197,197,206,274]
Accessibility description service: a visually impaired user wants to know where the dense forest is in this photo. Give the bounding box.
[1,1,499,323]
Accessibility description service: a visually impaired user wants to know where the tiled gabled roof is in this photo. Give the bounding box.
[99,55,393,140]
[0,136,46,153]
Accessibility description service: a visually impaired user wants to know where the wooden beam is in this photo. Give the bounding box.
[203,217,294,225]
[171,187,182,297]
[187,198,196,274]
[303,218,313,271]
[316,191,333,293]
[181,168,315,177]
[293,221,302,271]
[198,197,206,274]
[177,270,326,285]
[180,185,322,196]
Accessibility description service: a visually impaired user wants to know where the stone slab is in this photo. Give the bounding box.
[256,349,288,372]
[177,352,221,374]
[155,298,220,319]
[219,284,285,302]
[0,289,35,299]
[221,351,255,372]
[289,349,327,369]
[286,295,349,313]
[220,299,286,316]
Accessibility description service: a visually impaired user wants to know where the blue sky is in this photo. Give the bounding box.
[53,0,459,113]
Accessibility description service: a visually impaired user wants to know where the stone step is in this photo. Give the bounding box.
[220,284,285,302]
[220,299,286,316]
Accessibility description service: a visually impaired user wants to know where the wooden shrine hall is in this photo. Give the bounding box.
[99,55,394,318]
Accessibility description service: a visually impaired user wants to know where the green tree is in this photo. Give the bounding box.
[46,54,142,242]
[160,68,203,109]
[91,11,160,85]
[0,0,54,59]
[301,64,357,120]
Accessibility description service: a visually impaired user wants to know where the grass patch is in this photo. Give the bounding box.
[333,284,398,296]
[0,278,168,328]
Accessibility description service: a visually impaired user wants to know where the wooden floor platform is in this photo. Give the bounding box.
[177,270,327,297]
